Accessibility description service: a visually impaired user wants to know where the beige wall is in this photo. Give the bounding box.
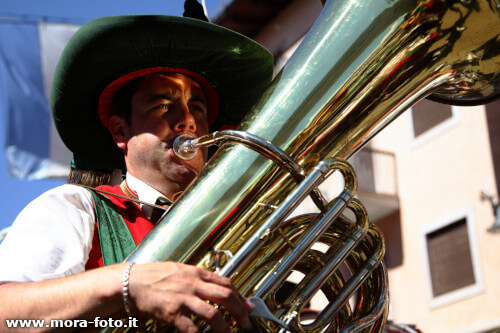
[372,106,500,332]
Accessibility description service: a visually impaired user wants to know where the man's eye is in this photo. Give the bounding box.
[190,104,206,114]
[158,104,170,110]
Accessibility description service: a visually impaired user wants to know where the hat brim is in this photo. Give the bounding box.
[51,15,273,170]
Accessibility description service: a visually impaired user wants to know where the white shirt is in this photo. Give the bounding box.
[0,174,166,283]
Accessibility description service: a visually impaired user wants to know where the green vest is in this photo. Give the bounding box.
[88,189,136,266]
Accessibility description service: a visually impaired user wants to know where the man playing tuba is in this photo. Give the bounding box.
[0,4,273,332]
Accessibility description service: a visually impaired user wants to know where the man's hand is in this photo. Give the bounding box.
[127,262,253,333]
[0,261,252,333]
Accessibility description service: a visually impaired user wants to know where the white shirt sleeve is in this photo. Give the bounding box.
[0,184,95,283]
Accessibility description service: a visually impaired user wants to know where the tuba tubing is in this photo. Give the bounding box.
[124,0,500,331]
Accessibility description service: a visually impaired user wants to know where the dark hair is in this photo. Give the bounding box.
[109,77,143,125]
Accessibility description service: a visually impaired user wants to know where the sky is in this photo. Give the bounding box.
[0,0,228,233]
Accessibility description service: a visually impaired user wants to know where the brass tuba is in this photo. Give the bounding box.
[125,0,500,331]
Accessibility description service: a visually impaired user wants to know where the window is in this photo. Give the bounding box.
[426,218,475,296]
[412,99,453,137]
[410,99,460,147]
[420,207,483,308]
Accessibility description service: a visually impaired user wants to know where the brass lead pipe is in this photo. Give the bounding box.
[173,129,328,210]
[173,130,306,182]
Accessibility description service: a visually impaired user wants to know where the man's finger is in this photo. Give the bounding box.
[193,282,251,329]
[174,313,200,333]
[182,294,230,333]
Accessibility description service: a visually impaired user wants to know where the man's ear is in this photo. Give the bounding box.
[108,115,129,150]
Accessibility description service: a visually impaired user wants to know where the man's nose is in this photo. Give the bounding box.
[172,103,197,133]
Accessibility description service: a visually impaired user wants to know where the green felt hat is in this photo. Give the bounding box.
[51,15,273,170]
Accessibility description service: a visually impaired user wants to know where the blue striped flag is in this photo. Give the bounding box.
[0,19,80,179]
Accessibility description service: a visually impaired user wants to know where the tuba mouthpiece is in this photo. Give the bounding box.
[173,133,199,160]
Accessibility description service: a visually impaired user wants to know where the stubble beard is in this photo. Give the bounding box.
[161,150,203,190]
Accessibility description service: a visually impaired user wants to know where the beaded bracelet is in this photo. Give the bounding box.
[122,262,135,317]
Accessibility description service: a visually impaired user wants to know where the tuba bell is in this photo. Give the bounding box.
[124,0,500,331]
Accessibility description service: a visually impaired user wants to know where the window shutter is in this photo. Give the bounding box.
[426,218,475,297]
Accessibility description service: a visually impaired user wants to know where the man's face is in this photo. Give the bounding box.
[115,73,210,195]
